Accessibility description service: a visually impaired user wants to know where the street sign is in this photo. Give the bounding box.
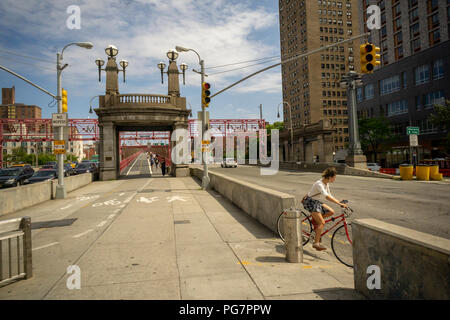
[54,140,66,154]
[409,134,418,147]
[407,126,420,135]
[52,113,68,127]
[202,140,210,145]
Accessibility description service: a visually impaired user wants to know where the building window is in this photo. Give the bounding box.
[394,32,403,45]
[409,7,419,23]
[415,96,422,110]
[395,46,403,60]
[410,23,420,37]
[380,75,401,95]
[419,119,438,134]
[411,37,421,52]
[356,87,363,102]
[364,83,374,100]
[387,100,409,116]
[402,71,407,88]
[433,59,444,79]
[428,12,440,30]
[423,90,444,108]
[429,29,440,45]
[415,64,430,85]
[427,0,439,13]
[393,18,402,31]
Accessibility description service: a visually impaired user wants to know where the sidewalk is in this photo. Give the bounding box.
[0,176,364,300]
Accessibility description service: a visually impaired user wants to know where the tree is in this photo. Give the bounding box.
[265,121,284,157]
[428,99,450,155]
[358,117,393,162]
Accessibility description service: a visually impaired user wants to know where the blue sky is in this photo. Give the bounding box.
[0,0,282,123]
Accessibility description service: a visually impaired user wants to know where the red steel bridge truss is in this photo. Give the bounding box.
[0,118,266,167]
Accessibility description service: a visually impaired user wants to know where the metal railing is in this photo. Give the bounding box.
[0,217,32,287]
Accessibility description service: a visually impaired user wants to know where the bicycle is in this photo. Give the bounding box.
[276,200,354,267]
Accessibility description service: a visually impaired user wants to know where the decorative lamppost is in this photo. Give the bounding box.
[157,49,188,93]
[95,45,128,95]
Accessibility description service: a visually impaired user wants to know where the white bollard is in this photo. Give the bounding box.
[283,208,303,263]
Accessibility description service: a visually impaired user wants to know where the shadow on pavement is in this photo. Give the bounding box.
[190,177,277,240]
[312,288,365,300]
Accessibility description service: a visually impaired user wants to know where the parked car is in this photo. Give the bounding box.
[221,158,238,168]
[23,169,57,185]
[74,162,97,174]
[64,163,76,176]
[367,163,381,172]
[0,167,35,188]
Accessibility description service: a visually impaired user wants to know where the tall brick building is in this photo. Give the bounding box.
[278,0,362,161]
[0,87,42,119]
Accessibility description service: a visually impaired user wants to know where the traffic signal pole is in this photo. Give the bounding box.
[200,59,210,189]
[55,52,66,199]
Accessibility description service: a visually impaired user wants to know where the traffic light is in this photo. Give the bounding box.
[202,82,211,107]
[360,43,381,74]
[62,88,68,113]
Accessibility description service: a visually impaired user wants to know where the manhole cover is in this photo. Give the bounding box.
[174,220,191,225]
[31,218,78,230]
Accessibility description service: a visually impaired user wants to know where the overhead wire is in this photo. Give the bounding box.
[0,54,56,72]
[205,55,281,70]
[0,48,54,64]
[207,57,281,76]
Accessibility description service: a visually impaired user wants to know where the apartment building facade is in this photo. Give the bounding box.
[357,0,450,166]
[279,0,362,162]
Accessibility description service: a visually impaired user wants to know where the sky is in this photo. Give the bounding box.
[0,0,283,124]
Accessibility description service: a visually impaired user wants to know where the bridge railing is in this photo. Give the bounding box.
[119,151,144,173]
[0,217,32,287]
[116,94,171,105]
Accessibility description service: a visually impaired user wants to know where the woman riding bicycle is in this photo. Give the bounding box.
[303,167,348,251]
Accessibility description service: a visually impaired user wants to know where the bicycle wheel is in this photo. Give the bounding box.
[277,211,312,246]
[331,223,353,268]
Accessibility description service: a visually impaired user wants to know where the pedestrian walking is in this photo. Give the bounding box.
[161,159,166,176]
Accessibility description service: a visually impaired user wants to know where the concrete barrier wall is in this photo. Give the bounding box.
[0,181,53,216]
[0,173,93,217]
[57,173,93,195]
[190,168,295,232]
[253,162,393,179]
[353,218,450,299]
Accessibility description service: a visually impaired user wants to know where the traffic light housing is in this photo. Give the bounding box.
[360,43,381,74]
[202,82,211,107]
[62,88,68,113]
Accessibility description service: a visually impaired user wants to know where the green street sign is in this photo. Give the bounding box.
[407,126,419,135]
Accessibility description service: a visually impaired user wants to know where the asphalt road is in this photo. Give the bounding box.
[209,165,450,239]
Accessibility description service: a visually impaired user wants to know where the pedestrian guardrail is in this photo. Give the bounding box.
[0,216,32,287]
[119,151,144,172]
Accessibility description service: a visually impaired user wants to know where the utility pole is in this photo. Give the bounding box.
[341,71,367,169]
[259,104,263,120]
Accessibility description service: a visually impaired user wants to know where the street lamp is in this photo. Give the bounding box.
[157,50,188,85]
[175,45,210,189]
[56,42,93,199]
[95,45,128,83]
[277,101,294,162]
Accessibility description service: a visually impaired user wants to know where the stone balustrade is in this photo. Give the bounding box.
[117,94,171,105]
